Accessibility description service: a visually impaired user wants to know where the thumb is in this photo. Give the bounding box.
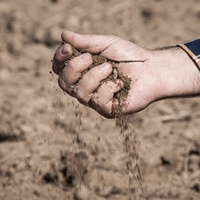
[61,30,119,54]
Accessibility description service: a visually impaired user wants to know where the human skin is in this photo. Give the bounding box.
[52,30,200,118]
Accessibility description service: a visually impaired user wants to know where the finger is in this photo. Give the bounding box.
[61,30,120,54]
[58,53,93,94]
[52,43,73,75]
[73,63,112,105]
[89,80,123,118]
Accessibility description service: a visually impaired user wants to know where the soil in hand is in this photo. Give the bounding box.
[64,46,132,114]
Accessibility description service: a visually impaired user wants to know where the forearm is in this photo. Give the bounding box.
[150,46,200,100]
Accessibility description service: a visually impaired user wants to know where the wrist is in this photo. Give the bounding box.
[177,39,200,70]
[150,47,200,100]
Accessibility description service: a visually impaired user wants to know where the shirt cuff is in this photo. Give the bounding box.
[177,39,200,70]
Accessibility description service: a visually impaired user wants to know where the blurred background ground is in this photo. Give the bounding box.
[0,0,200,199]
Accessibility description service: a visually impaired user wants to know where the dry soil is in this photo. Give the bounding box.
[0,0,200,200]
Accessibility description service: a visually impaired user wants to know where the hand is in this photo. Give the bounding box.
[52,30,200,118]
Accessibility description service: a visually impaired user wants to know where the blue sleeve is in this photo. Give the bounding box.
[177,39,200,70]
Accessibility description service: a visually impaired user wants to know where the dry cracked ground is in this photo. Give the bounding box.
[0,0,200,199]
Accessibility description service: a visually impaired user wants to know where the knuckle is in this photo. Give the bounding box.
[87,70,97,80]
[58,76,67,91]
[90,96,113,118]
[67,57,83,74]
[67,59,77,72]
[74,87,90,105]
[87,66,108,81]
[52,63,64,75]
[58,77,71,94]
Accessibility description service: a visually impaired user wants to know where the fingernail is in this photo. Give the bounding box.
[80,53,91,63]
[61,44,69,55]
[99,63,111,71]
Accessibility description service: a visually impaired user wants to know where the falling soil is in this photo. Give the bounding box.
[64,46,144,199]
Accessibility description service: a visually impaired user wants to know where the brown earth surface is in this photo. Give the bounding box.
[0,0,200,200]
